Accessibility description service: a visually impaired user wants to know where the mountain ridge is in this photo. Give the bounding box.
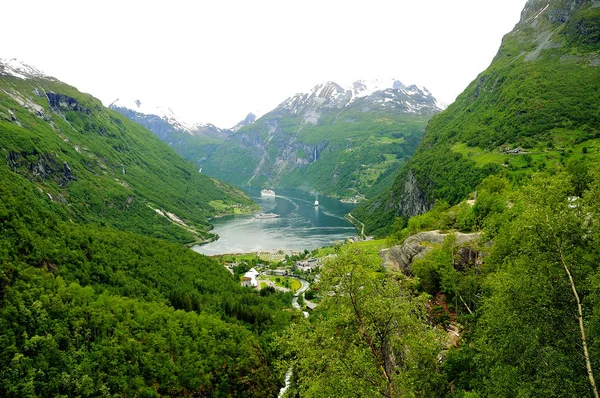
[113,78,443,198]
[353,0,600,236]
[0,58,257,243]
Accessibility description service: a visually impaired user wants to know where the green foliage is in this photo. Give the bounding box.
[303,289,316,301]
[412,235,456,296]
[434,171,600,397]
[0,74,256,244]
[0,275,278,397]
[0,109,292,395]
[384,175,510,243]
[278,247,446,397]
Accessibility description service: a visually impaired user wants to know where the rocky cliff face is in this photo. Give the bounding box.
[231,112,257,132]
[397,170,433,218]
[380,231,482,274]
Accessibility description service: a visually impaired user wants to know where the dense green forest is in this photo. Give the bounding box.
[0,163,293,396]
[279,165,600,397]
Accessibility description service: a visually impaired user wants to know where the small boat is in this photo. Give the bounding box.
[255,212,279,219]
[314,200,319,207]
[261,189,275,197]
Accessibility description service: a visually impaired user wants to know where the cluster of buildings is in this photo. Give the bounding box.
[295,258,320,272]
[237,253,335,289]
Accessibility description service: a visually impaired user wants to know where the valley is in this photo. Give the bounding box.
[2,0,600,397]
[112,80,442,199]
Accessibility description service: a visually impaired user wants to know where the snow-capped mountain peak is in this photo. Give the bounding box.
[230,112,257,132]
[279,78,445,118]
[109,98,192,133]
[350,78,405,99]
[0,58,47,80]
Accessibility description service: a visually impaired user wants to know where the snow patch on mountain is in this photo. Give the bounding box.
[0,58,47,80]
[109,98,192,133]
[279,78,445,117]
[350,78,405,100]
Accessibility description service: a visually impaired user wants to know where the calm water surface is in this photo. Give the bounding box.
[192,188,358,255]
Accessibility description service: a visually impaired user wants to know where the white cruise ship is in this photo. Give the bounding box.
[254,212,279,219]
[261,189,275,197]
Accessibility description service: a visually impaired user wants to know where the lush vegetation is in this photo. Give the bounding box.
[0,149,293,397]
[354,0,600,236]
[279,164,600,397]
[4,1,600,396]
[0,74,256,244]
[0,72,295,396]
[441,168,600,397]
[278,246,445,397]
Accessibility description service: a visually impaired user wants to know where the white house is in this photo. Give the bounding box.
[241,268,260,288]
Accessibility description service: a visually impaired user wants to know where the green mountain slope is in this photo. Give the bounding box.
[354,0,600,236]
[203,81,441,199]
[114,81,442,199]
[0,164,291,396]
[0,61,256,244]
[0,60,289,396]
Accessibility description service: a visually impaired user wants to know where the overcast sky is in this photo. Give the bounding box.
[3,0,528,128]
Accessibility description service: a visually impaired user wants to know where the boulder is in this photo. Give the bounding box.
[380,230,482,274]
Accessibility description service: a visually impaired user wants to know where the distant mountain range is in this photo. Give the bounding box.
[112,79,444,198]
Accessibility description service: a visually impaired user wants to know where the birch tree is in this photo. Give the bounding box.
[278,247,445,397]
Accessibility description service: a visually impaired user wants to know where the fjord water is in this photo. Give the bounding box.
[192,188,358,255]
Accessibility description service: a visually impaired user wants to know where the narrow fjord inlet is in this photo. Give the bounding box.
[3,0,600,396]
[193,188,358,255]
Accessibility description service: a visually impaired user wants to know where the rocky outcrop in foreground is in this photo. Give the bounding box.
[380,230,482,274]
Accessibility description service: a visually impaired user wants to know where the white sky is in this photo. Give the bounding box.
[3,0,528,128]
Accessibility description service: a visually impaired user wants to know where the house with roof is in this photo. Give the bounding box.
[241,268,260,288]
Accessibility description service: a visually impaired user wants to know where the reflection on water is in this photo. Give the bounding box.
[192,187,358,255]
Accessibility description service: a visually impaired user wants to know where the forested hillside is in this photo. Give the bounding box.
[279,164,600,397]
[0,167,292,396]
[0,61,256,244]
[0,61,290,396]
[354,0,600,236]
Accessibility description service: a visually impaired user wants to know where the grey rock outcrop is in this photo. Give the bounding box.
[380,230,482,274]
[397,170,433,218]
[46,92,90,114]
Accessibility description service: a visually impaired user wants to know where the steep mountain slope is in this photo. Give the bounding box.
[0,59,289,396]
[109,100,254,173]
[202,80,443,198]
[354,0,600,236]
[113,80,442,199]
[0,59,256,244]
